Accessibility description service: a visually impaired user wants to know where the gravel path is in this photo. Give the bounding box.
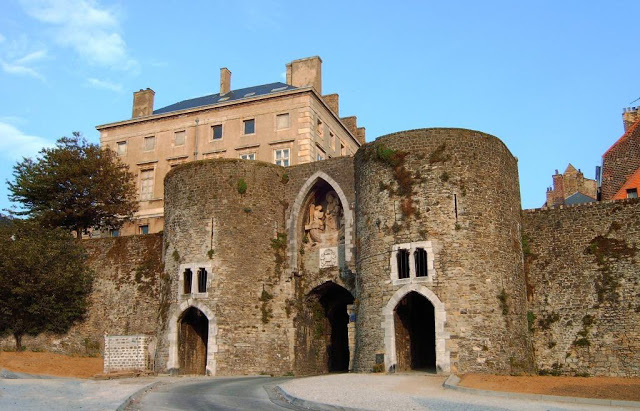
[278,374,629,411]
[0,376,155,411]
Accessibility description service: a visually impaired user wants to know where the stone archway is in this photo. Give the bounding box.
[394,292,435,371]
[178,307,208,374]
[167,301,218,375]
[382,284,450,373]
[287,171,353,270]
[294,281,355,374]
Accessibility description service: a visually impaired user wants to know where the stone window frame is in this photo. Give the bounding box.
[174,130,186,147]
[116,141,127,156]
[243,118,255,135]
[143,135,156,152]
[390,241,435,286]
[240,152,256,160]
[274,148,290,167]
[139,167,155,201]
[178,262,212,299]
[211,124,223,141]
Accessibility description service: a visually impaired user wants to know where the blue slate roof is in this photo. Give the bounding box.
[153,82,297,115]
[564,192,597,205]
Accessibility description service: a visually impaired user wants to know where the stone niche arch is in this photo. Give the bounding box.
[287,171,353,270]
[167,301,218,375]
[382,284,450,373]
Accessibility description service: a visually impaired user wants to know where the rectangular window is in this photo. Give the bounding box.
[317,152,325,161]
[116,141,127,156]
[276,113,290,130]
[415,248,428,277]
[316,119,323,136]
[140,169,154,201]
[174,130,185,146]
[244,119,255,134]
[212,124,223,140]
[340,141,346,156]
[139,225,149,235]
[240,153,256,160]
[110,229,120,238]
[197,268,208,293]
[627,188,638,198]
[330,132,336,150]
[144,136,156,151]
[183,268,193,294]
[397,249,410,279]
[274,148,290,166]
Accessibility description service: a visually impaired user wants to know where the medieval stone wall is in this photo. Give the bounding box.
[353,128,534,375]
[161,159,293,375]
[523,199,640,377]
[0,234,164,356]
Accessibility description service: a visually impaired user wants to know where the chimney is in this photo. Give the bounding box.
[286,56,322,94]
[622,107,639,131]
[132,88,155,118]
[356,127,366,145]
[323,93,339,115]
[220,67,231,95]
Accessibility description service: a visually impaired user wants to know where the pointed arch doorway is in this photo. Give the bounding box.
[178,307,208,375]
[394,291,435,371]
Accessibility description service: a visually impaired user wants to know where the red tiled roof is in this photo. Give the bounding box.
[603,118,640,157]
[612,166,640,200]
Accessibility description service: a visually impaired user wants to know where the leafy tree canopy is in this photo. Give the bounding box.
[0,219,94,350]
[7,133,138,238]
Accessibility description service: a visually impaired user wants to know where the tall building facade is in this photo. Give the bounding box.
[97,56,364,236]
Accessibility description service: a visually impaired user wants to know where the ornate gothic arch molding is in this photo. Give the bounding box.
[382,284,450,373]
[287,171,353,270]
[167,300,218,375]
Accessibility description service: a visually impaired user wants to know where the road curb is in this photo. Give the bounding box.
[116,381,162,411]
[442,374,640,408]
[276,385,365,411]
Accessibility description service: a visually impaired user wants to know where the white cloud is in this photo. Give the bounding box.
[14,49,47,65]
[0,58,45,81]
[20,0,138,71]
[87,77,122,92]
[0,122,53,161]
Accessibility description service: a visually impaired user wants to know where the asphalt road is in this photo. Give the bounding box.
[128,376,295,411]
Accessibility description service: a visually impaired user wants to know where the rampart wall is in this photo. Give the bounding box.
[523,199,640,376]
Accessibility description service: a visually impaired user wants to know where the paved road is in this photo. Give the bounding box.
[128,376,294,411]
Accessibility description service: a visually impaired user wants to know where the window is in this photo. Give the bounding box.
[390,241,434,283]
[627,188,638,199]
[340,141,346,156]
[116,141,127,156]
[397,249,410,279]
[144,136,156,151]
[174,131,185,146]
[317,152,325,161]
[212,124,223,140]
[183,269,193,294]
[197,268,208,293]
[274,148,290,166]
[415,248,428,277]
[243,119,255,134]
[140,169,154,201]
[330,132,336,150]
[110,229,120,238]
[139,225,149,235]
[240,153,256,160]
[316,119,323,136]
[276,113,290,130]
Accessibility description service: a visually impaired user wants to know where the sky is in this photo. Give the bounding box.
[0,0,638,211]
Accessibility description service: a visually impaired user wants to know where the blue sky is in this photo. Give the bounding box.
[0,0,638,211]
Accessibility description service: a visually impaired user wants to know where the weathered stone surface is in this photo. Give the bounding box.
[523,199,640,377]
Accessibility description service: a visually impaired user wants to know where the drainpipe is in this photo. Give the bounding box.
[194,118,200,160]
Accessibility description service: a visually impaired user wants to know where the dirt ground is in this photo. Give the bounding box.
[0,351,103,378]
[460,373,640,402]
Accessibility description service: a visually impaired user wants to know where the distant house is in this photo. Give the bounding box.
[545,164,597,207]
[601,107,640,200]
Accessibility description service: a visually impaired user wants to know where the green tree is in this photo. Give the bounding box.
[0,219,93,350]
[8,133,138,238]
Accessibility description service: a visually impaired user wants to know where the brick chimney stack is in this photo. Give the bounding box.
[286,56,322,94]
[132,88,155,118]
[622,107,639,131]
[220,68,231,95]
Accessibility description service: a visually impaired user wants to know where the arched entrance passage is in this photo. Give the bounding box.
[178,307,208,375]
[294,281,354,374]
[394,291,435,371]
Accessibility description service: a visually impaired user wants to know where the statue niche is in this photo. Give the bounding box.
[304,190,343,247]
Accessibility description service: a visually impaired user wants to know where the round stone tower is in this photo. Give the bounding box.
[159,159,292,376]
[353,128,533,374]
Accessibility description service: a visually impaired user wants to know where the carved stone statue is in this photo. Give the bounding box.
[304,191,342,246]
[325,192,341,231]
